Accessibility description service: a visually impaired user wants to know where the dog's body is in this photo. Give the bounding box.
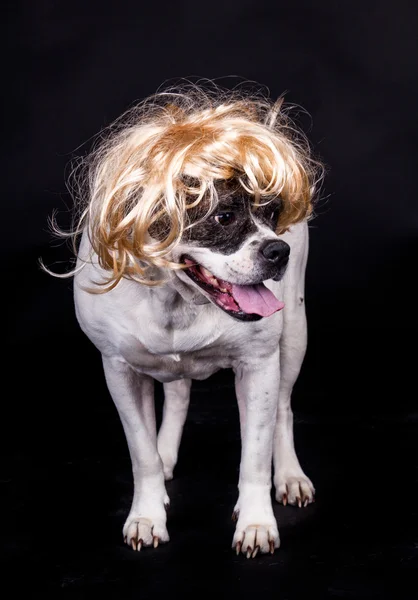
[55,85,321,557]
[74,214,314,556]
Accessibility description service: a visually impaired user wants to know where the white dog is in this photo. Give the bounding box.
[61,85,321,558]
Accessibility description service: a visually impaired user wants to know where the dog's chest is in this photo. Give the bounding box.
[119,316,253,382]
[124,344,232,383]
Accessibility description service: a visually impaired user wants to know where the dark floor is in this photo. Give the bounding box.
[2,337,417,599]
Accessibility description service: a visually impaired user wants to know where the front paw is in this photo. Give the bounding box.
[232,520,280,558]
[123,515,169,551]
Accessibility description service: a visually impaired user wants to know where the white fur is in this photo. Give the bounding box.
[74,220,314,556]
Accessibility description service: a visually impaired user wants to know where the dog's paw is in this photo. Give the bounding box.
[123,516,169,551]
[232,522,280,558]
[275,474,315,507]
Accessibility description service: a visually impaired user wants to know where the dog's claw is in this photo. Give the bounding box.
[246,546,252,559]
[137,538,143,551]
[236,541,242,555]
[153,536,159,548]
[296,496,302,508]
[252,545,260,558]
[282,493,288,506]
[303,497,309,507]
[131,539,136,551]
[269,540,275,554]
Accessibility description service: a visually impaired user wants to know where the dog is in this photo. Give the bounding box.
[61,84,322,557]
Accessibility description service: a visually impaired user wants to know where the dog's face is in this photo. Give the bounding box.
[171,185,290,321]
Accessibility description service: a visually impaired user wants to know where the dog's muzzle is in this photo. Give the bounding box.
[180,251,287,321]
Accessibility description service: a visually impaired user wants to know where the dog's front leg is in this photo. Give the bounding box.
[102,356,169,550]
[232,354,280,557]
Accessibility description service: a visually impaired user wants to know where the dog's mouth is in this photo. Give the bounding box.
[181,256,285,321]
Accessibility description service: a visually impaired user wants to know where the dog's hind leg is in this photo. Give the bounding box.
[273,223,315,507]
[102,356,170,550]
[157,379,191,480]
[273,303,315,507]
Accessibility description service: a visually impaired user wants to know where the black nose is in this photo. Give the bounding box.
[259,240,290,264]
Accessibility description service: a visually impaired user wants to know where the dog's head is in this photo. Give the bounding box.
[170,181,290,320]
[75,84,322,318]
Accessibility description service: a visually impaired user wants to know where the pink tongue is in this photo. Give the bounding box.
[231,283,285,317]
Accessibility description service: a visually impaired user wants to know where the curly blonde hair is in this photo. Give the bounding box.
[48,82,323,291]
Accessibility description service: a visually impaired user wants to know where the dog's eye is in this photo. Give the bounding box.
[214,212,236,226]
[269,207,280,223]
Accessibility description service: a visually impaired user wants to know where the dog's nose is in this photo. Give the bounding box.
[259,240,290,264]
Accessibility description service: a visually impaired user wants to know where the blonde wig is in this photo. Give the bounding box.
[50,82,323,291]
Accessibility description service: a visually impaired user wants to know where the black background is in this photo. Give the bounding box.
[4,1,417,598]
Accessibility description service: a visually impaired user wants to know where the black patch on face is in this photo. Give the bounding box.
[184,184,282,255]
[185,196,257,255]
[251,198,283,231]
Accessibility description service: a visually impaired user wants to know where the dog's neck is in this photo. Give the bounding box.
[147,271,211,331]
